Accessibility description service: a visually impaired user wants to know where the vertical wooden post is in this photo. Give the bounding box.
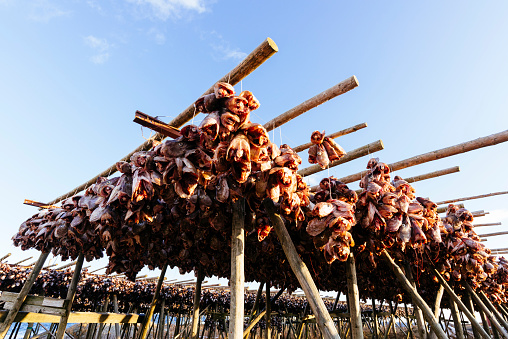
[433,270,491,339]
[113,294,121,339]
[345,253,363,339]
[449,296,465,339]
[158,299,166,339]
[229,198,245,339]
[478,305,495,338]
[96,294,110,339]
[404,303,415,339]
[263,199,340,339]
[0,251,50,338]
[55,253,85,339]
[139,264,168,339]
[404,262,427,339]
[265,282,271,339]
[372,299,379,339]
[429,285,445,339]
[191,266,204,339]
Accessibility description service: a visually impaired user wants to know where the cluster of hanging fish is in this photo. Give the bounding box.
[307,130,346,169]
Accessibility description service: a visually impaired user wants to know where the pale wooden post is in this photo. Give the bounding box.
[433,269,491,339]
[157,299,166,339]
[96,294,110,339]
[55,253,85,339]
[0,251,50,339]
[139,264,168,339]
[191,266,204,339]
[263,199,340,339]
[112,294,121,339]
[449,296,465,339]
[372,298,379,339]
[229,198,245,339]
[478,290,508,332]
[404,262,428,339]
[345,253,363,339]
[381,251,447,339]
[428,285,445,339]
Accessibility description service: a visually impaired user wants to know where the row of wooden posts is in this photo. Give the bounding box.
[7,37,508,339]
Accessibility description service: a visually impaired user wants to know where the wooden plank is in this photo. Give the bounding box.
[0,292,66,308]
[0,311,141,324]
[346,253,364,339]
[336,129,508,184]
[133,111,181,139]
[0,251,50,339]
[2,302,65,316]
[45,37,278,207]
[263,76,359,132]
[56,253,84,339]
[229,198,245,339]
[381,251,447,339]
[298,140,384,177]
[435,191,508,206]
[292,123,367,153]
[23,199,59,209]
[433,269,491,339]
[263,199,340,339]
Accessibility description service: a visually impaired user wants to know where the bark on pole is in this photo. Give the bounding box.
[436,191,508,206]
[0,251,50,339]
[298,140,384,177]
[55,253,85,339]
[345,253,363,339]
[428,285,445,339]
[229,198,245,339]
[265,282,271,339]
[432,269,491,339]
[475,223,502,227]
[112,294,121,339]
[191,266,204,339]
[478,231,508,238]
[139,264,167,339]
[263,76,359,132]
[293,123,368,153]
[479,291,508,331]
[380,251,447,339]
[403,262,428,339]
[464,282,508,336]
[46,37,279,206]
[449,296,465,339]
[263,199,340,339]
[337,129,508,184]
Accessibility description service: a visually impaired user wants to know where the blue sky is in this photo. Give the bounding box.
[1,1,508,286]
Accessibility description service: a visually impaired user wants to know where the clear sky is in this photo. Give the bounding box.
[1,0,508,287]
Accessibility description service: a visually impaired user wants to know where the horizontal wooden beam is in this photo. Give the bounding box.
[436,190,508,206]
[263,76,359,132]
[133,110,181,139]
[0,254,11,262]
[491,247,508,252]
[474,222,502,227]
[45,37,278,207]
[0,311,142,324]
[13,257,33,266]
[436,203,464,214]
[292,122,367,153]
[56,261,77,270]
[335,130,508,184]
[298,140,384,177]
[478,231,508,238]
[23,199,58,210]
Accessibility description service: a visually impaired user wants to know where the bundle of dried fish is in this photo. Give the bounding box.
[308,130,346,169]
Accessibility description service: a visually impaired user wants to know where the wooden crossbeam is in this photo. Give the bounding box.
[478,231,508,238]
[0,311,142,324]
[133,110,181,139]
[435,190,508,206]
[23,199,59,210]
[14,257,33,266]
[436,204,464,214]
[474,222,502,227]
[292,122,367,153]
[56,261,77,270]
[0,254,11,262]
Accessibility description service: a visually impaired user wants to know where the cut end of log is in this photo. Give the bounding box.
[352,75,359,87]
[266,37,278,52]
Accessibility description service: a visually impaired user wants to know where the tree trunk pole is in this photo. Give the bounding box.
[229,198,245,339]
[55,253,85,339]
[265,282,271,339]
[0,251,50,338]
[380,251,446,339]
[432,270,490,339]
[404,262,428,339]
[112,294,121,339]
[139,264,167,339]
[449,296,465,339]
[191,266,204,339]
[436,191,508,206]
[429,285,445,339]
[263,199,340,339]
[479,291,508,332]
[157,299,165,339]
[345,253,363,339]
[372,298,379,339]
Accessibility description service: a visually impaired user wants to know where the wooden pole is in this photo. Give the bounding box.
[0,251,50,339]
[298,140,384,177]
[139,264,168,339]
[88,266,107,274]
[478,231,508,238]
[372,298,379,339]
[436,191,508,206]
[380,251,447,339]
[263,76,359,132]
[475,223,502,227]
[474,286,508,332]
[428,285,445,339]
[229,198,245,339]
[157,299,165,339]
[191,266,204,339]
[432,269,491,339]
[265,282,271,339]
[56,261,77,270]
[335,129,508,184]
[404,262,428,339]
[243,310,267,338]
[14,257,33,266]
[0,254,11,262]
[249,282,265,322]
[55,253,85,339]
[263,199,340,339]
[113,294,121,339]
[345,253,363,339]
[46,37,278,206]
[449,296,465,339]
[436,204,465,214]
[293,123,367,153]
